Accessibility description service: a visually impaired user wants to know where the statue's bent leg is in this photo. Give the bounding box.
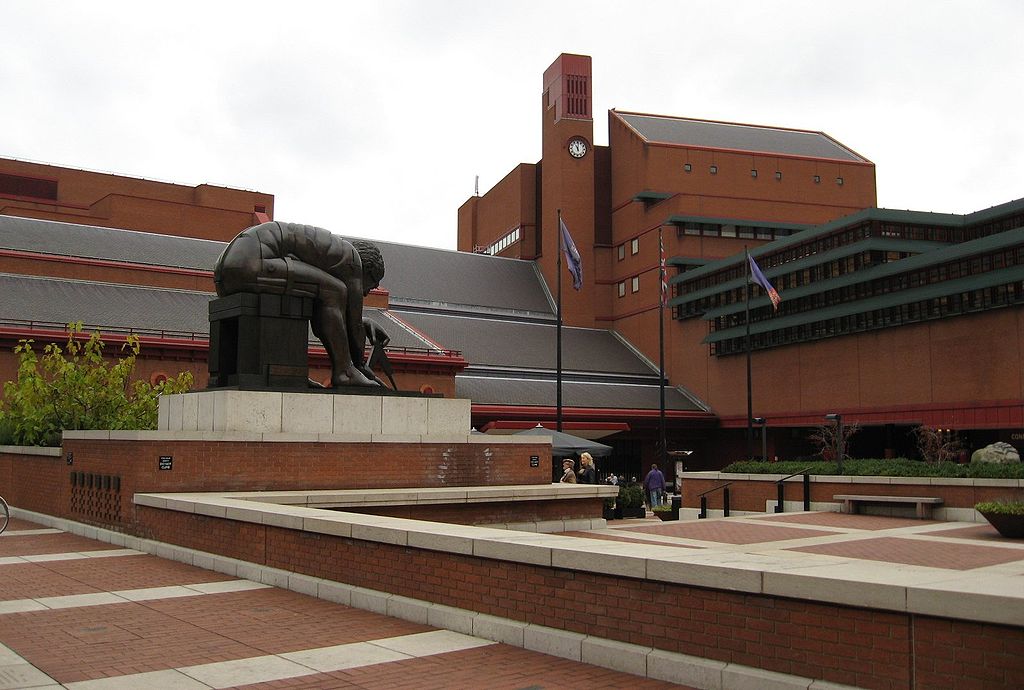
[284,261,377,387]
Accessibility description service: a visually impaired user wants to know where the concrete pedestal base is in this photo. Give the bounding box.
[158,390,471,436]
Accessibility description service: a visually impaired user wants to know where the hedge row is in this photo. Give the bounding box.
[720,458,1024,479]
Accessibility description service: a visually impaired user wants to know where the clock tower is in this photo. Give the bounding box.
[540,53,596,327]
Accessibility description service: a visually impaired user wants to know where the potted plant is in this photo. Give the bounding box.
[617,484,646,519]
[975,501,1024,538]
[652,503,678,521]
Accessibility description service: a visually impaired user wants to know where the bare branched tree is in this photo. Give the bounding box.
[912,426,962,463]
[808,421,860,462]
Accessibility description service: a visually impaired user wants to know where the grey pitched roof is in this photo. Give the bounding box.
[368,240,553,315]
[0,273,429,351]
[0,215,224,270]
[456,375,703,412]
[390,309,655,376]
[615,112,867,163]
[0,215,556,317]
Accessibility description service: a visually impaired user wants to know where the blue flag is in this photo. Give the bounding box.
[560,217,583,291]
[748,255,781,310]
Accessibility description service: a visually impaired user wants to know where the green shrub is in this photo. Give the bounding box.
[975,501,1024,515]
[720,459,1024,479]
[618,484,643,509]
[0,324,193,446]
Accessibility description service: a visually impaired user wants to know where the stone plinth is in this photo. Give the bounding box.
[158,390,472,436]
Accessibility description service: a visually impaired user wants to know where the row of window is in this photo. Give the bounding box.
[677,222,797,241]
[616,237,640,260]
[709,246,1024,331]
[711,282,1024,356]
[616,276,641,297]
[682,164,844,186]
[486,226,520,255]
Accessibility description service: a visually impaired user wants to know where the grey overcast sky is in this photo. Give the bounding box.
[2,1,1021,249]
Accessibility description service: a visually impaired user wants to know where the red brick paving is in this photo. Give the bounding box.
[923,523,1010,542]
[756,512,937,530]
[0,522,691,687]
[790,536,1024,570]
[0,530,122,556]
[1,516,40,531]
[559,530,703,548]
[618,520,834,544]
[234,645,688,689]
[0,554,236,600]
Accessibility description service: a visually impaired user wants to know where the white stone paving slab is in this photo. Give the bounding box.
[0,662,58,689]
[179,654,314,689]
[281,641,411,672]
[0,600,47,615]
[36,592,126,609]
[64,669,209,689]
[369,629,494,657]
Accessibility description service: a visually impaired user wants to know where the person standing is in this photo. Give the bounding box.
[577,452,597,484]
[560,458,577,483]
[643,463,666,508]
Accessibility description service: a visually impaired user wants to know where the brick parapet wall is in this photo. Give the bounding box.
[681,473,1024,513]
[134,504,1023,689]
[2,439,553,529]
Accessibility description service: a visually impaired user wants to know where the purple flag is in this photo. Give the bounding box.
[748,255,781,310]
[560,217,583,291]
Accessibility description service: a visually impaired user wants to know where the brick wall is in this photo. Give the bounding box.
[681,476,1023,513]
[136,505,1024,689]
[4,439,553,529]
[341,498,604,525]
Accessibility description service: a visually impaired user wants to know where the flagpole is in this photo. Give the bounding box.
[556,209,564,433]
[745,246,753,461]
[658,227,667,470]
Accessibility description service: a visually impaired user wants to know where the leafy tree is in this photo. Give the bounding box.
[0,323,192,446]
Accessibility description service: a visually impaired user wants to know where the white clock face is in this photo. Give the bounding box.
[568,138,588,158]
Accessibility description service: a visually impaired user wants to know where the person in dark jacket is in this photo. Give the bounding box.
[643,463,666,508]
[577,452,597,484]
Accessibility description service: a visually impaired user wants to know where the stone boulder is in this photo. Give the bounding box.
[970,442,1021,465]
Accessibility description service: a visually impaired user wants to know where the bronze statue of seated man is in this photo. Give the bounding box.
[214,221,386,387]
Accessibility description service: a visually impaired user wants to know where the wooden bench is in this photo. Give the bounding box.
[833,494,943,519]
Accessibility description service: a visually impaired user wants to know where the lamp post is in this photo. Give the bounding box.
[825,413,843,474]
[752,417,767,461]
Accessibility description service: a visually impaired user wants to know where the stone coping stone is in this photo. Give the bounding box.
[0,445,62,457]
[680,471,1023,488]
[133,489,1024,627]
[61,429,545,445]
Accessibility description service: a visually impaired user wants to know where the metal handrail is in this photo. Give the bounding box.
[777,466,814,483]
[697,481,733,519]
[774,466,814,513]
[697,482,733,498]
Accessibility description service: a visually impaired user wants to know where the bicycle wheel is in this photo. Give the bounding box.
[0,495,9,535]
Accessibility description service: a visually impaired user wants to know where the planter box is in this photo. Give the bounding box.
[979,511,1024,538]
[654,510,678,521]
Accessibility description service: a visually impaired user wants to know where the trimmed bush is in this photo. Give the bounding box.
[720,459,1024,480]
[975,501,1024,516]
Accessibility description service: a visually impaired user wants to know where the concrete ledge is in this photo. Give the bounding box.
[0,445,62,457]
[125,491,1024,626]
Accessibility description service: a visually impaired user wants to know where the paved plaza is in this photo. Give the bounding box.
[2,507,1023,689]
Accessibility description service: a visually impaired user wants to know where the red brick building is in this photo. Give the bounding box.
[2,53,1022,475]
[460,53,1024,463]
